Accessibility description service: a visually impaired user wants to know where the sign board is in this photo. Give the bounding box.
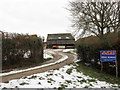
[100,50,116,62]
[100,50,118,78]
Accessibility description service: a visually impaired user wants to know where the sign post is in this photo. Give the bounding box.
[116,59,118,78]
[100,50,118,78]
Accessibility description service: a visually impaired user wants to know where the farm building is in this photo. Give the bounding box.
[47,33,75,49]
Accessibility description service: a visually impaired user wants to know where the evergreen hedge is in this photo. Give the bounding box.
[76,33,120,76]
[2,33,43,70]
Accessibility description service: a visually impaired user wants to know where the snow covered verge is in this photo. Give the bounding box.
[23,49,54,59]
[44,49,55,59]
[0,63,118,89]
[53,49,76,55]
[62,49,76,55]
[0,50,68,77]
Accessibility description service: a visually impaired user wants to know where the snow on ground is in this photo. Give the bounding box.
[1,49,118,88]
[23,49,55,59]
[0,50,68,77]
[53,49,76,55]
[62,49,76,55]
[44,49,54,59]
[53,49,63,52]
[0,63,118,89]
[23,50,31,58]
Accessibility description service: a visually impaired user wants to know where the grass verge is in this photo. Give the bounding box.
[64,49,76,54]
[76,62,120,85]
[44,58,52,61]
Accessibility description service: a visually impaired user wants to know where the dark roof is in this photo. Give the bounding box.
[47,33,75,40]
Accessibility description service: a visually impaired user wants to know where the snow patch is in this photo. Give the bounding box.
[0,50,68,77]
[23,50,31,58]
[0,63,118,88]
[44,49,56,59]
[62,49,76,54]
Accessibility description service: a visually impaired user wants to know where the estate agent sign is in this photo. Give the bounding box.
[101,51,116,62]
[100,50,118,78]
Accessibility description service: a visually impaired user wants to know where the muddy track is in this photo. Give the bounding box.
[1,50,62,73]
[1,50,77,82]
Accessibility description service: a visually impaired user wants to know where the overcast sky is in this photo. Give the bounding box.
[0,0,72,39]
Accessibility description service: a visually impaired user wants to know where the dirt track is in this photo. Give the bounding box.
[1,50,77,82]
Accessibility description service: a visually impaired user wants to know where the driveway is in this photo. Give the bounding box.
[1,49,77,82]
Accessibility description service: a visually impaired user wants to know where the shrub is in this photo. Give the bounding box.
[76,33,120,77]
[2,32,43,70]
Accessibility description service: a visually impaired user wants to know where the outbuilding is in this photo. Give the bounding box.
[47,33,75,49]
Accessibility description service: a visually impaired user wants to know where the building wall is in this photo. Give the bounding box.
[47,39,75,49]
[47,39,75,45]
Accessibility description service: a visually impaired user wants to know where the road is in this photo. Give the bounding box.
[1,49,77,82]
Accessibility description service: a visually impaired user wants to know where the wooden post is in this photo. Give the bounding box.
[101,61,103,72]
[116,56,118,78]
[100,51,103,72]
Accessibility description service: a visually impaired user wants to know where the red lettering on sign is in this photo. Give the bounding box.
[102,51,115,55]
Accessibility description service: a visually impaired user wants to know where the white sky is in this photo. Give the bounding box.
[0,0,72,39]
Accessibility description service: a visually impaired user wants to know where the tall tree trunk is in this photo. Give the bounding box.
[118,1,120,38]
[101,3,104,40]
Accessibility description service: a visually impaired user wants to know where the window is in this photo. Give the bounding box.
[66,37,69,39]
[58,37,61,39]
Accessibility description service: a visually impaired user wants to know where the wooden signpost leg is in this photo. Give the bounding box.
[101,62,103,72]
[116,50,118,78]
[116,60,118,78]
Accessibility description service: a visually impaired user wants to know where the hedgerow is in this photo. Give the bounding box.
[76,32,120,76]
[2,32,43,70]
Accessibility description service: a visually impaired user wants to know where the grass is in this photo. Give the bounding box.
[61,75,64,79]
[3,87,7,89]
[38,82,41,84]
[44,54,54,61]
[64,49,76,54]
[19,82,29,85]
[80,79,87,83]
[76,62,120,85]
[58,84,68,89]
[39,77,45,80]
[73,49,77,53]
[28,75,37,79]
[46,73,53,77]
[66,80,72,84]
[44,58,52,61]
[66,68,73,74]
[23,76,27,79]
[66,66,75,75]
[47,78,55,82]
[47,80,51,83]
[87,79,96,82]
[84,86,89,88]
[4,81,9,83]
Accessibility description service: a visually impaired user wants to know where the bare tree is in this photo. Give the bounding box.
[68,1,119,40]
[118,1,120,38]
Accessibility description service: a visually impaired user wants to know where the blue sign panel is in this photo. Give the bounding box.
[100,50,116,62]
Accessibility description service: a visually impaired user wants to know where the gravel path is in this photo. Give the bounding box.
[1,50,77,82]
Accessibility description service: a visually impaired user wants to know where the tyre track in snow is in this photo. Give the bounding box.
[1,50,77,82]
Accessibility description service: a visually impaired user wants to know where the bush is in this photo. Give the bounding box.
[76,33,120,77]
[2,32,43,70]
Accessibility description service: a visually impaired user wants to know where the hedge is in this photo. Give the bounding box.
[2,33,43,70]
[76,33,120,77]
